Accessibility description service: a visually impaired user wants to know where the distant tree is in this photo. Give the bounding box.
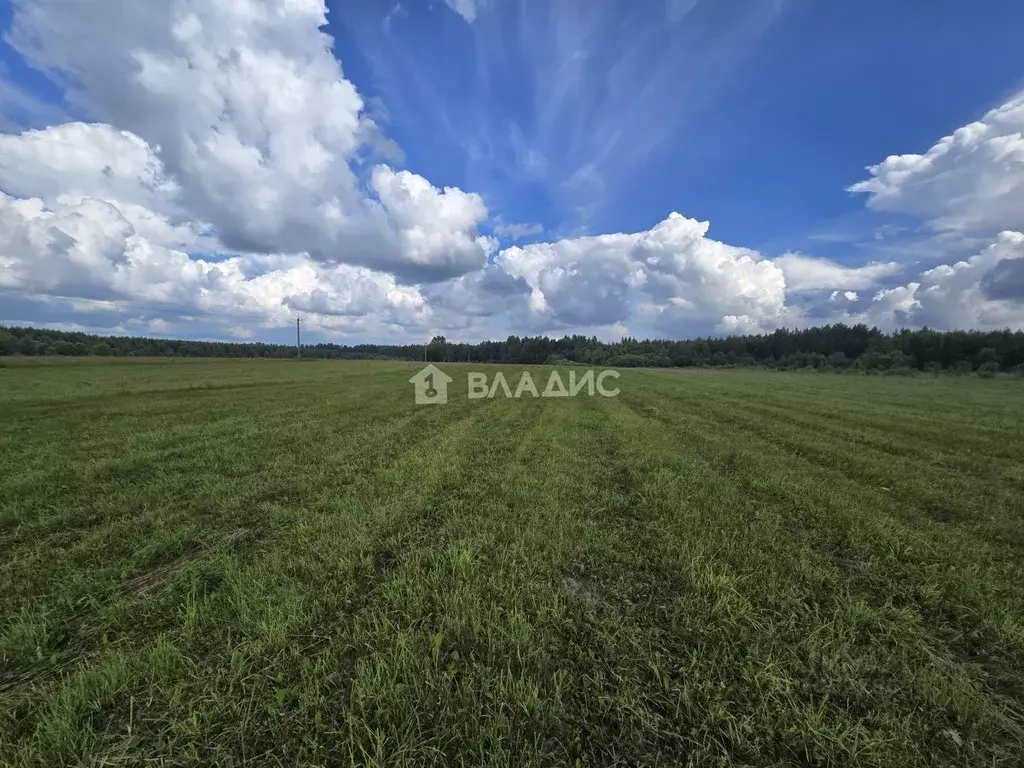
[16,336,38,355]
[976,347,998,369]
[421,335,450,361]
[826,351,849,369]
[2,323,1023,370]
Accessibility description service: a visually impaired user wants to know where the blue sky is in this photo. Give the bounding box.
[1,0,1024,343]
[330,0,1024,250]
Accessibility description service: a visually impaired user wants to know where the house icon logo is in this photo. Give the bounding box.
[409,364,454,405]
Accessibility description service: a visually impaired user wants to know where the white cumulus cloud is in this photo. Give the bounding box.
[849,92,1024,234]
[871,231,1024,330]
[6,0,491,281]
[497,213,794,334]
[773,253,902,292]
[0,189,437,335]
[0,122,208,252]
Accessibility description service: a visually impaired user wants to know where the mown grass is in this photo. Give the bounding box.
[1,359,1022,766]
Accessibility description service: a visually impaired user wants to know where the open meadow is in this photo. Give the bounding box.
[1,358,1023,766]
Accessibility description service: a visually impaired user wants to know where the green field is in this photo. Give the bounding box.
[1,359,1023,766]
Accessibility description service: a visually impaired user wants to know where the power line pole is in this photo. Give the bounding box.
[296,316,301,360]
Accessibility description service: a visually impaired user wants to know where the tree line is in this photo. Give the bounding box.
[2,323,1024,373]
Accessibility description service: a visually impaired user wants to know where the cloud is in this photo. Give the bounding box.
[0,188,436,334]
[421,266,532,319]
[0,122,208,251]
[443,0,483,23]
[839,91,1024,331]
[773,253,902,292]
[980,254,1024,302]
[6,0,490,281]
[0,123,165,206]
[811,232,1024,332]
[891,231,1024,329]
[849,92,1024,233]
[0,193,136,301]
[493,221,544,240]
[370,166,494,278]
[497,213,792,334]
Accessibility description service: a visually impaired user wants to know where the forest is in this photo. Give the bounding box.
[2,323,1024,372]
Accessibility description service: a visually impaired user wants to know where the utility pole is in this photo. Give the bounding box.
[296,316,301,359]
